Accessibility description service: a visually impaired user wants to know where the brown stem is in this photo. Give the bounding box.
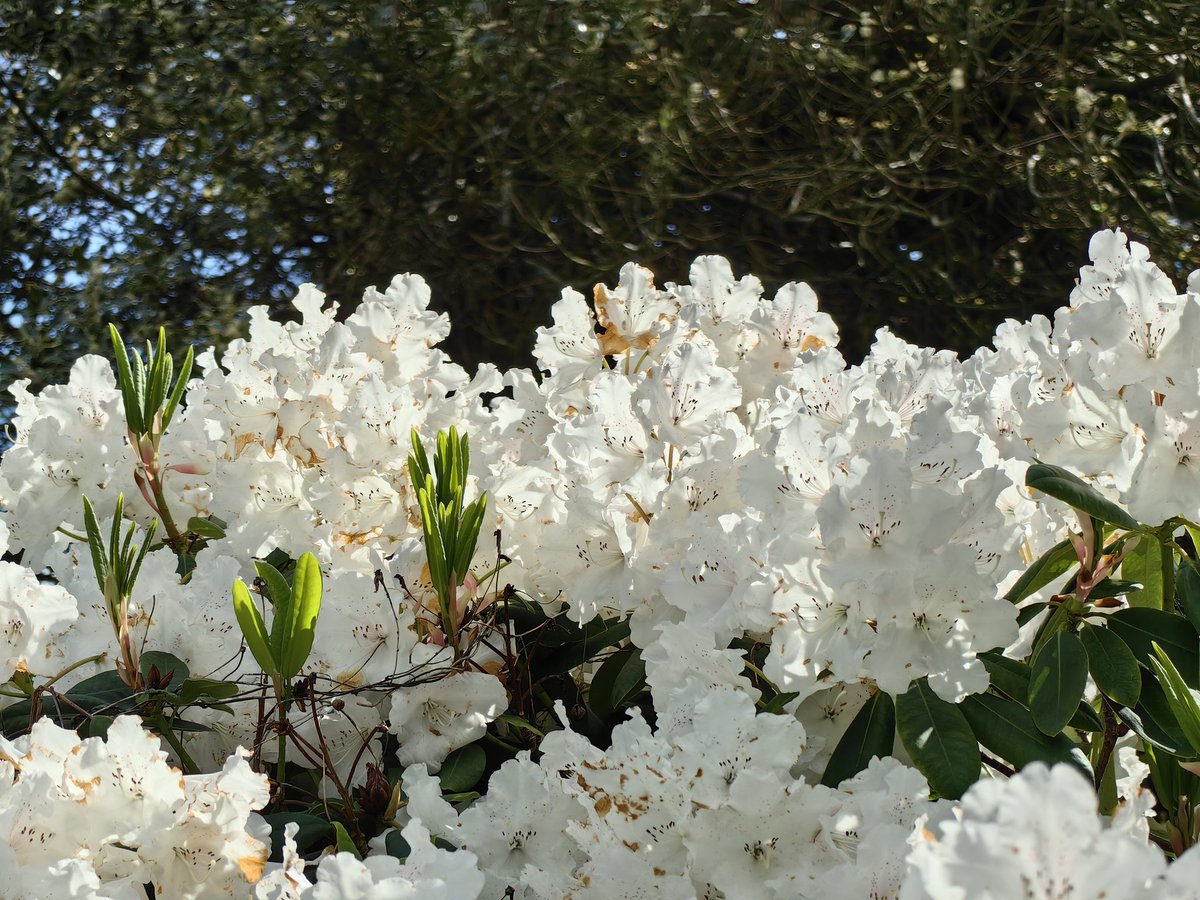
[1095,701,1122,792]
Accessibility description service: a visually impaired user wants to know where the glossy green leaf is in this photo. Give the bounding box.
[331,821,361,859]
[384,828,412,861]
[538,616,632,678]
[1025,462,1143,533]
[1121,534,1165,608]
[232,578,277,675]
[1003,538,1079,605]
[1029,630,1089,735]
[1149,642,1200,755]
[263,813,331,861]
[1177,559,1200,633]
[895,679,980,800]
[1079,623,1141,707]
[438,743,486,793]
[253,559,290,609]
[274,551,322,681]
[186,516,226,541]
[176,677,241,705]
[1107,607,1200,688]
[589,648,647,718]
[1135,671,1193,754]
[821,690,896,787]
[960,692,1090,777]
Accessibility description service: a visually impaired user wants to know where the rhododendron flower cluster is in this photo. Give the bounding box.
[3,229,1200,895]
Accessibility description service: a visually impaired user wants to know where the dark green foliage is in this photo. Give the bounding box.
[4,1,1200,407]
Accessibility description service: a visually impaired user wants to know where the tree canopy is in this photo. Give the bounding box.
[3,0,1200,396]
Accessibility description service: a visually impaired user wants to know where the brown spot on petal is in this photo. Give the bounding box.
[800,334,826,352]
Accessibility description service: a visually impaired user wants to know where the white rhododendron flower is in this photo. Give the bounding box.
[0,716,270,897]
[901,763,1164,900]
[9,232,1200,893]
[388,671,507,771]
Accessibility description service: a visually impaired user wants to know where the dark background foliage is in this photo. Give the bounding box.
[3,0,1200,400]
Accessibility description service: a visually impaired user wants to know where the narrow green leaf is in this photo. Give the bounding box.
[1121,535,1165,608]
[276,551,322,680]
[81,495,109,592]
[1177,559,1200,633]
[1135,671,1192,754]
[129,346,147,434]
[1079,623,1141,707]
[895,678,980,800]
[233,579,277,675]
[163,344,194,428]
[1029,630,1089,735]
[1149,642,1200,755]
[1003,539,1080,605]
[1116,698,1187,756]
[1025,462,1144,533]
[253,560,291,609]
[961,692,1091,777]
[821,690,896,787]
[1107,607,1200,688]
[126,518,157,596]
[438,743,486,793]
[331,821,361,859]
[108,324,144,434]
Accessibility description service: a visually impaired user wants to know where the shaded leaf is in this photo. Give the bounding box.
[821,690,896,787]
[895,679,980,800]
[1029,630,1089,735]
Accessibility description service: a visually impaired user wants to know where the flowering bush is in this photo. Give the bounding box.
[6,230,1200,897]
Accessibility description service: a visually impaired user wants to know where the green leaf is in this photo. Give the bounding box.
[81,495,109,593]
[232,578,277,675]
[1107,607,1200,688]
[1116,699,1187,756]
[176,677,241,705]
[263,813,331,862]
[162,343,193,428]
[960,692,1090,777]
[537,615,632,678]
[1025,462,1144,533]
[588,647,647,718]
[1121,534,1165,608]
[109,323,144,434]
[438,743,486,793]
[331,821,361,859]
[1177,559,1200,633]
[980,650,1034,702]
[895,678,980,800]
[384,828,412,861]
[1003,539,1079,605]
[275,551,322,681]
[82,714,115,739]
[1079,623,1141,707]
[1029,630,1089,735]
[185,516,226,541]
[820,690,896,787]
[495,713,545,738]
[1135,670,1193,754]
[64,669,138,713]
[253,560,291,609]
[1148,642,1200,755]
